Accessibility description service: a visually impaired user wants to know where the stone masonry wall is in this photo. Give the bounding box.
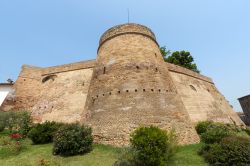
[14,65,43,110]
[84,24,200,146]
[9,23,245,147]
[32,68,93,123]
[13,61,95,123]
[168,63,244,126]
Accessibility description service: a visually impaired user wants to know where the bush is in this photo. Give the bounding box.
[0,120,5,132]
[195,121,213,135]
[28,121,64,144]
[245,126,250,136]
[0,111,11,132]
[53,123,93,156]
[200,124,231,144]
[201,136,250,166]
[0,136,23,158]
[0,111,32,136]
[126,126,176,166]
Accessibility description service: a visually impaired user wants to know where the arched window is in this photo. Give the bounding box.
[42,75,57,83]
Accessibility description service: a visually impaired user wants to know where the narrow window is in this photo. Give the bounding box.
[103,94,105,96]
[189,85,197,91]
[103,67,106,74]
[135,89,137,92]
[126,90,129,92]
[158,89,161,92]
[155,68,158,72]
[118,91,120,94]
[143,89,146,92]
[136,66,139,69]
[109,92,112,95]
[151,89,154,92]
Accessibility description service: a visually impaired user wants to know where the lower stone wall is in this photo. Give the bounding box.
[12,62,94,123]
[6,60,245,147]
[32,68,93,123]
[169,70,244,126]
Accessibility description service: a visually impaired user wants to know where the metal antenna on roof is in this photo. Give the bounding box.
[127,8,130,23]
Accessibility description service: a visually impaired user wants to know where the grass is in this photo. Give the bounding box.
[170,144,208,166]
[0,131,209,166]
[0,142,122,166]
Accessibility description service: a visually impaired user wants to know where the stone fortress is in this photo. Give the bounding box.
[1,23,245,146]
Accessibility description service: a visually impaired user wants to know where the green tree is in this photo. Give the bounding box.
[160,46,171,60]
[160,47,200,73]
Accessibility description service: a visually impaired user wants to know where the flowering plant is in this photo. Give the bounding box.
[10,133,22,141]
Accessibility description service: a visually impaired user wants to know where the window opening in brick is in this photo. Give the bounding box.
[136,66,139,69]
[143,89,146,92]
[151,89,154,92]
[42,75,57,83]
[135,89,137,92]
[190,85,197,91]
[103,67,106,74]
[126,90,129,92]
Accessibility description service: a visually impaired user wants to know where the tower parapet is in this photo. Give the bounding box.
[99,23,158,49]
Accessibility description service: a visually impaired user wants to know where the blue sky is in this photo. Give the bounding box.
[0,0,249,112]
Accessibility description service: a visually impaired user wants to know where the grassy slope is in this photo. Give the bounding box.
[0,143,122,166]
[170,144,208,166]
[0,132,208,166]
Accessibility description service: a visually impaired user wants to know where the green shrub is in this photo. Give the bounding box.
[28,121,64,144]
[0,111,32,136]
[195,121,213,135]
[0,120,5,132]
[0,136,23,158]
[116,147,136,166]
[201,136,250,166]
[53,123,93,156]
[200,124,231,144]
[127,126,176,166]
[0,111,11,132]
[245,126,250,136]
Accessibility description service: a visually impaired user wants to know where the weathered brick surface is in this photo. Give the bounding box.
[169,70,244,126]
[84,24,200,145]
[5,23,245,147]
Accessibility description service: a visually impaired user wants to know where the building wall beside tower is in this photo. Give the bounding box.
[238,95,250,125]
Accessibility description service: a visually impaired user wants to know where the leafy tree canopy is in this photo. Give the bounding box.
[160,46,200,73]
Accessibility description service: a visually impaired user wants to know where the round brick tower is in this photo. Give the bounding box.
[84,23,199,146]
